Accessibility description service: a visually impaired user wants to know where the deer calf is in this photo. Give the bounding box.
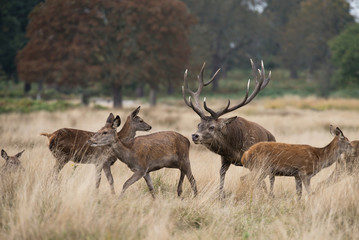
[241,126,352,198]
[1,149,25,173]
[88,113,197,198]
[41,107,151,193]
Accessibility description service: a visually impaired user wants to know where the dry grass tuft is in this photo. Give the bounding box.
[0,96,359,239]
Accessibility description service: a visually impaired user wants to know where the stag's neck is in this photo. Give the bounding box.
[317,138,340,170]
[117,117,135,142]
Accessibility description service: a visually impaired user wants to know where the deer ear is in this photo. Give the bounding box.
[106,113,115,124]
[15,150,25,159]
[131,106,141,118]
[1,149,9,161]
[112,115,121,129]
[224,116,237,125]
[330,125,344,138]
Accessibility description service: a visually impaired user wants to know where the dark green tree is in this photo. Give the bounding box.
[329,23,359,88]
[0,0,42,87]
[280,0,354,79]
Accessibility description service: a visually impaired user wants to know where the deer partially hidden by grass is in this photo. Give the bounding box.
[316,140,359,190]
[88,113,197,198]
[241,126,353,198]
[41,107,151,194]
[182,59,275,199]
[1,149,25,173]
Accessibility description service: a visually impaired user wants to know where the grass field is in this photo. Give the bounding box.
[1,96,359,239]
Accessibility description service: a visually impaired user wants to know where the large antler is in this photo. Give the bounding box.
[183,59,271,119]
[182,62,221,119]
[204,59,271,119]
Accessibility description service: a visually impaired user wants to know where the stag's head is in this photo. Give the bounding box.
[182,59,271,147]
[330,125,352,155]
[1,149,25,172]
[88,113,121,147]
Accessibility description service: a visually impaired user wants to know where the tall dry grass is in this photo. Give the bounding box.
[1,97,359,239]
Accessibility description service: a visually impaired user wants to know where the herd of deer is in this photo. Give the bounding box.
[1,59,358,199]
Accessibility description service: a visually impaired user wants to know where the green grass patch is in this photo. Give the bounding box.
[0,98,79,114]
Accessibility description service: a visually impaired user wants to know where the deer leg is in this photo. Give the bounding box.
[95,164,103,190]
[143,173,155,199]
[53,159,66,175]
[295,176,303,199]
[219,160,231,199]
[120,170,146,198]
[103,162,115,194]
[269,174,275,197]
[185,170,198,197]
[302,176,312,196]
[177,171,185,197]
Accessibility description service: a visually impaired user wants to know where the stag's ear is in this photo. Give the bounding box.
[15,150,25,159]
[224,116,237,125]
[106,113,115,124]
[131,106,141,119]
[112,115,121,129]
[1,149,9,161]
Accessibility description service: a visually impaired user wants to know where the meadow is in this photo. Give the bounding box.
[1,96,359,239]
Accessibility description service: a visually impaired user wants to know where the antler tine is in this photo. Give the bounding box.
[209,59,271,119]
[205,68,221,86]
[182,65,208,119]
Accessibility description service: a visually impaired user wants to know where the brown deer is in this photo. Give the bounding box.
[182,59,275,198]
[316,140,359,189]
[88,113,197,198]
[1,149,25,172]
[41,106,151,194]
[241,126,353,198]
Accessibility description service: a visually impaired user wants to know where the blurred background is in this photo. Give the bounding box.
[1,0,359,111]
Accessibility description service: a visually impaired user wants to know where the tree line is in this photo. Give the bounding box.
[1,0,358,107]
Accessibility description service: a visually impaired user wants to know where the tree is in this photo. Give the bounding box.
[182,0,261,91]
[280,0,354,79]
[329,23,359,88]
[0,0,42,84]
[119,0,196,105]
[17,0,194,106]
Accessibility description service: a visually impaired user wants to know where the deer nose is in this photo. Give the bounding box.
[192,134,199,141]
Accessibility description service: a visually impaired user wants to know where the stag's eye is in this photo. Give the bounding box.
[103,131,108,134]
[209,126,215,131]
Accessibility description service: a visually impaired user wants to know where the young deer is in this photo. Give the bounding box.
[241,126,353,198]
[88,113,197,198]
[182,59,275,198]
[1,149,25,172]
[41,107,151,194]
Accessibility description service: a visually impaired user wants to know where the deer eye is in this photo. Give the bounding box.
[103,131,108,134]
[209,126,215,131]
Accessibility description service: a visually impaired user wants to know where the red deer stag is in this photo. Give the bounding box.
[88,113,197,198]
[182,59,275,198]
[41,107,151,194]
[317,140,359,189]
[241,126,353,198]
[1,149,25,172]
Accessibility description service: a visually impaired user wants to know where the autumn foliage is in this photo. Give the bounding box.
[16,0,196,106]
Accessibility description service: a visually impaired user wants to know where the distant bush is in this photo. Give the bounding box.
[0,98,79,114]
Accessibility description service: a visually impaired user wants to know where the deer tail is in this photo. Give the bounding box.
[40,133,52,138]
